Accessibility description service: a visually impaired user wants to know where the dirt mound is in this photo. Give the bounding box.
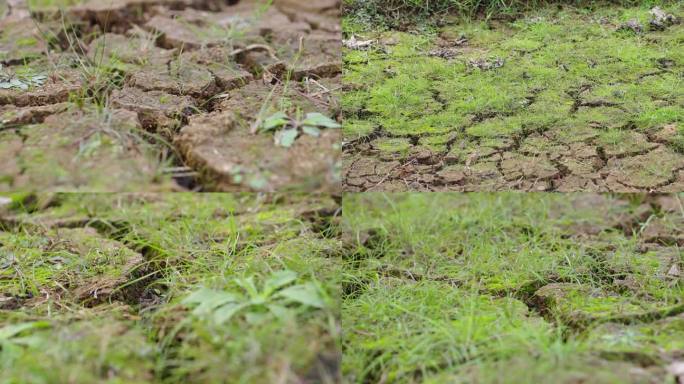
[176,76,341,191]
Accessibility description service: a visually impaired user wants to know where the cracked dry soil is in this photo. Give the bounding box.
[0,0,341,192]
[342,193,684,383]
[342,4,684,192]
[0,193,342,382]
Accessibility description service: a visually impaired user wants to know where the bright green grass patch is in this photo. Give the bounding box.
[0,193,342,383]
[343,3,684,157]
[344,282,553,382]
[342,193,684,383]
[26,0,83,8]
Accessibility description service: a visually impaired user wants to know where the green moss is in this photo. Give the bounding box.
[341,90,370,118]
[597,129,654,156]
[374,137,412,156]
[0,228,139,298]
[437,74,529,117]
[585,316,684,357]
[404,112,467,136]
[27,0,84,8]
[344,3,684,165]
[418,133,452,152]
[558,290,654,319]
[344,119,376,139]
[635,106,684,131]
[1,320,155,383]
[367,74,441,122]
[467,116,523,138]
[15,37,38,48]
[1,194,342,382]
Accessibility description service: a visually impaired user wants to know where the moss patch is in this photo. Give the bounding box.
[343,3,684,192]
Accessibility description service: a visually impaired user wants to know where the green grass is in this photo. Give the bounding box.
[0,193,341,383]
[343,2,684,191]
[26,0,83,9]
[342,193,684,383]
[343,0,677,27]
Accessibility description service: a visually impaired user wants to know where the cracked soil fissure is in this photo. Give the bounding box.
[1,0,342,192]
[342,4,684,193]
[0,193,344,383]
[342,194,684,383]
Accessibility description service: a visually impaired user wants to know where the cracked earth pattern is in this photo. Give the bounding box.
[342,5,684,192]
[1,0,341,192]
[0,193,342,382]
[342,193,684,383]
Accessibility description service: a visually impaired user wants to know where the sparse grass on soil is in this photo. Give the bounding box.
[342,0,672,27]
[342,193,684,383]
[1,0,342,193]
[0,193,342,383]
[342,2,684,192]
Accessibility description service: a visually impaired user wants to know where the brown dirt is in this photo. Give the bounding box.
[344,139,684,193]
[0,64,84,107]
[1,102,70,126]
[1,108,173,192]
[0,0,341,192]
[0,17,48,65]
[342,14,684,193]
[110,87,196,132]
[175,76,341,192]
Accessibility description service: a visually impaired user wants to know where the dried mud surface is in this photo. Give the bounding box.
[1,0,341,192]
[342,193,684,383]
[342,5,684,192]
[0,193,342,382]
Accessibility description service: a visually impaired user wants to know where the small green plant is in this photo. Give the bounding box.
[0,65,47,91]
[182,270,326,325]
[258,112,341,148]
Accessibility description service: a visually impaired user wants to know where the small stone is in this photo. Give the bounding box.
[649,6,678,30]
[467,58,505,71]
[342,35,374,50]
[618,19,643,33]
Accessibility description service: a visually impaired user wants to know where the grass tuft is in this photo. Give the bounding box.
[343,0,676,27]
